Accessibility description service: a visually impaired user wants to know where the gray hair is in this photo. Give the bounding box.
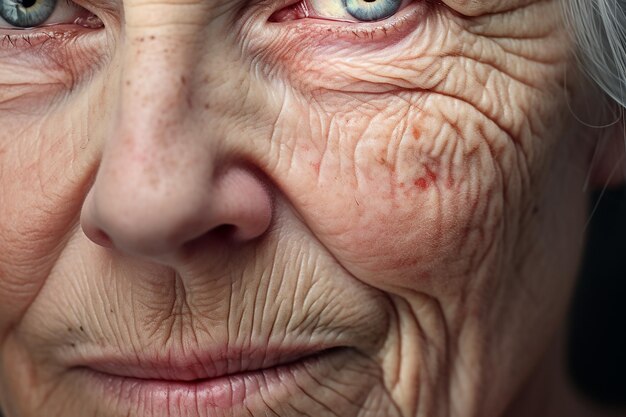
[563,0,626,112]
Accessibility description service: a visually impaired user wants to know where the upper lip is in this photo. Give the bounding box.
[74,344,337,381]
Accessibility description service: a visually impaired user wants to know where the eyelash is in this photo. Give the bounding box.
[1,29,77,51]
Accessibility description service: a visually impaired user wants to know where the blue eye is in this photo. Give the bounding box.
[302,0,405,24]
[343,0,401,21]
[0,0,57,28]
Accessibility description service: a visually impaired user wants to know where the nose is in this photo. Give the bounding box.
[80,33,273,259]
[81,163,273,257]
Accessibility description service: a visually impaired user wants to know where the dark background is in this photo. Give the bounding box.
[569,186,626,408]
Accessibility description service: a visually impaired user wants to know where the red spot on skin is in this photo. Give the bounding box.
[412,126,421,141]
[414,167,438,190]
[414,178,428,190]
[425,167,437,182]
[311,162,320,174]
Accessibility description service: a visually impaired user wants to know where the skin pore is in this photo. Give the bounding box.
[0,0,619,416]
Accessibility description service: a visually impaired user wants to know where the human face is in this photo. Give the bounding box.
[0,0,593,416]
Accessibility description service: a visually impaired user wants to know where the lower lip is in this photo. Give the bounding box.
[76,348,345,414]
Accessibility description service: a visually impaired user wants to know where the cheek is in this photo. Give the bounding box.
[273,95,515,293]
[0,90,102,336]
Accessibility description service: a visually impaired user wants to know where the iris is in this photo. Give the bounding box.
[0,0,57,28]
[343,0,401,22]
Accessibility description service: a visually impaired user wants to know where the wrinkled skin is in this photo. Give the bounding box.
[0,0,616,416]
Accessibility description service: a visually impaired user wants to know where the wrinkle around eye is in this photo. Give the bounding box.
[439,0,539,17]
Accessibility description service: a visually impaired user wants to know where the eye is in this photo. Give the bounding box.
[342,0,401,21]
[270,0,409,24]
[0,0,90,29]
[309,0,402,22]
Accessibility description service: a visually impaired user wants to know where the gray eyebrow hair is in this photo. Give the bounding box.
[563,0,626,112]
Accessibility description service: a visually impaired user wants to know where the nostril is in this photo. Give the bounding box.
[92,228,114,248]
[183,224,252,252]
[212,224,237,239]
[82,209,115,248]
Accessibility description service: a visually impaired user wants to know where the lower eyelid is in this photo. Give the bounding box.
[0,25,106,89]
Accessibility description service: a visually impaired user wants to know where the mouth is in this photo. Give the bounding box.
[73,345,350,412]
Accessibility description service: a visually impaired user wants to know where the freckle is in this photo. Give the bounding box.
[412,126,421,141]
[204,103,210,110]
[414,178,428,190]
[70,343,76,348]
[125,80,131,86]
[67,327,72,332]
[149,35,156,40]
[79,326,85,332]
[181,76,187,85]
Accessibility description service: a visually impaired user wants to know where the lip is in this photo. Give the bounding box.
[72,345,349,412]
[77,345,332,380]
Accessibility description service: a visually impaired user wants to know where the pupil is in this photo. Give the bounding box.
[18,0,37,8]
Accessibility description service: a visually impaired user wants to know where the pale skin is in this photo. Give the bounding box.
[0,0,623,415]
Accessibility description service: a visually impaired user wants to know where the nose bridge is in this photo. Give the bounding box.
[109,34,203,191]
[120,26,194,131]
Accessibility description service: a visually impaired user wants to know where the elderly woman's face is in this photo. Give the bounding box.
[0,0,596,416]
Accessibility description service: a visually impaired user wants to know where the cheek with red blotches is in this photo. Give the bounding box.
[267,92,512,293]
[242,0,570,297]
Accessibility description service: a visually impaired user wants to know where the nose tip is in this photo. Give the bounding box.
[81,166,273,258]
